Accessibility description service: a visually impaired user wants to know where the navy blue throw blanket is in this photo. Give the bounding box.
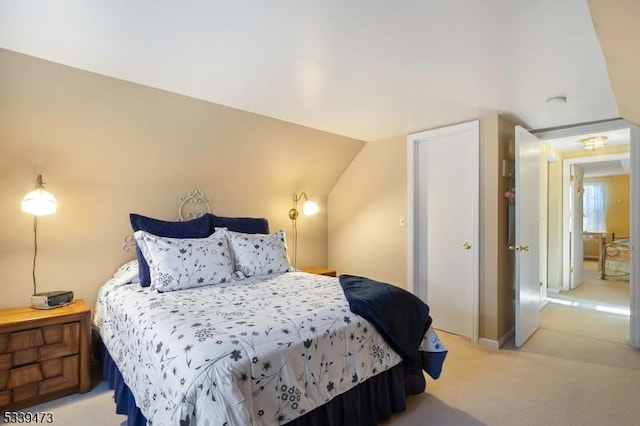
[339,274,432,367]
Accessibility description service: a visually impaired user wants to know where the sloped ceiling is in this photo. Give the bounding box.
[588,0,640,128]
[0,48,365,193]
[0,0,627,141]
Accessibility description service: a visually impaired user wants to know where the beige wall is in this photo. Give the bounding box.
[328,135,407,286]
[605,174,630,239]
[588,0,640,127]
[496,116,517,339]
[547,161,564,290]
[479,114,500,340]
[479,114,519,342]
[0,49,365,310]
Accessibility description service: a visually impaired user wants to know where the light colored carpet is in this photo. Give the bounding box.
[22,297,640,425]
[557,259,629,307]
[381,304,640,425]
[11,380,127,425]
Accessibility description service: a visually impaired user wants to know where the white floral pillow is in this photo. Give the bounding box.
[108,259,140,286]
[220,229,292,277]
[112,259,139,281]
[134,230,235,292]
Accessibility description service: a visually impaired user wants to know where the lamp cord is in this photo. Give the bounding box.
[290,194,301,268]
[32,215,38,295]
[292,217,298,268]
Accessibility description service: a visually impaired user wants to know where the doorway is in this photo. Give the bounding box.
[562,151,630,291]
[555,151,631,318]
[534,119,639,348]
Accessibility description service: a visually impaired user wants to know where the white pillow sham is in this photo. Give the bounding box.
[105,259,140,288]
[134,230,235,292]
[113,259,139,280]
[218,228,292,277]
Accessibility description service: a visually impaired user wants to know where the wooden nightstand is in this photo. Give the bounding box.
[0,300,92,410]
[300,266,337,277]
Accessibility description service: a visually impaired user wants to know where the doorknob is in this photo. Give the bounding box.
[508,245,519,251]
[462,242,472,250]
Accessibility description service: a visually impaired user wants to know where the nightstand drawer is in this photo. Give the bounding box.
[0,300,91,410]
[1,322,80,403]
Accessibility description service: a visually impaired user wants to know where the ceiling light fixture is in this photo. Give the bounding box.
[581,135,608,150]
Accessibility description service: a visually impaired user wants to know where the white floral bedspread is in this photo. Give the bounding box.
[94,271,445,425]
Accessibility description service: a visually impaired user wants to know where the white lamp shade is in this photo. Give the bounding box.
[302,199,319,216]
[21,188,57,216]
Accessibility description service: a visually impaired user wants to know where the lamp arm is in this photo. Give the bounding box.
[289,192,308,220]
[293,192,309,202]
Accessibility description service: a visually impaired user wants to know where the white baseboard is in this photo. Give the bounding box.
[478,338,499,349]
[546,287,561,294]
[479,327,515,350]
[499,327,515,347]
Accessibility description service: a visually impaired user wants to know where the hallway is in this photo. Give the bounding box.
[525,259,633,362]
[554,259,629,311]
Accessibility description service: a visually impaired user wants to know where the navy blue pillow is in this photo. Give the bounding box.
[130,213,214,287]
[208,214,269,234]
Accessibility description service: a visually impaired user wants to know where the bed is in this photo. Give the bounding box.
[600,234,631,281]
[94,190,447,425]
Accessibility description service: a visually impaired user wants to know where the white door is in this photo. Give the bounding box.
[409,121,479,340]
[515,126,541,347]
[570,164,585,289]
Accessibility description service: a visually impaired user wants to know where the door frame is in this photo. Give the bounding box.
[562,153,629,291]
[568,163,586,291]
[534,118,640,348]
[407,120,479,344]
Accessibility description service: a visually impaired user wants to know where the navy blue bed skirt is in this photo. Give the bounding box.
[102,346,428,426]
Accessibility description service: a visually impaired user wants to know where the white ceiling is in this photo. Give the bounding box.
[0,0,621,141]
[546,128,630,152]
[580,159,629,177]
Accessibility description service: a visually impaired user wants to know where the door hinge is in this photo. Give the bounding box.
[570,267,574,273]
[570,174,574,182]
